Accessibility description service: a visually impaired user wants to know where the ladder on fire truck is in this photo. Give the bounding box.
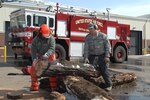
[46,3,98,17]
[45,2,109,19]
[1,0,110,20]
[1,0,100,17]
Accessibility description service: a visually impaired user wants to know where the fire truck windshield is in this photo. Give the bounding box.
[10,14,26,29]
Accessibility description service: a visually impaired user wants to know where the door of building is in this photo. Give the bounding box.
[129,30,142,55]
[5,21,14,56]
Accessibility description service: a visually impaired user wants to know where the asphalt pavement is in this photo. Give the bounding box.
[0,55,150,100]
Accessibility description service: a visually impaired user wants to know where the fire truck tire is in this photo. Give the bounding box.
[114,46,126,63]
[55,44,66,60]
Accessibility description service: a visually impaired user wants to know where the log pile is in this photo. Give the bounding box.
[35,60,137,99]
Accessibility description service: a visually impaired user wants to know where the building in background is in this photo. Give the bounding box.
[0,1,150,56]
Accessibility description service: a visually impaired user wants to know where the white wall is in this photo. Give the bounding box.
[0,5,20,33]
[97,13,150,40]
[110,16,150,40]
[0,3,45,33]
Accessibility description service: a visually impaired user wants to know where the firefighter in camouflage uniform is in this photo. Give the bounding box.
[84,22,112,91]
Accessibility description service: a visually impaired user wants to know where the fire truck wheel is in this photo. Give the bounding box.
[55,44,66,60]
[114,46,126,63]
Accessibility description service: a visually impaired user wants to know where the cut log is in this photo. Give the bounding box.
[41,63,99,78]
[34,59,99,77]
[85,70,137,88]
[64,76,114,100]
[7,91,23,99]
[111,72,137,86]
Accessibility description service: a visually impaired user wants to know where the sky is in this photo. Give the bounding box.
[41,0,150,17]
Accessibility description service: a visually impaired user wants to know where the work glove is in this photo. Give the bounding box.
[32,59,38,67]
[84,58,89,64]
[42,53,49,60]
[104,57,110,63]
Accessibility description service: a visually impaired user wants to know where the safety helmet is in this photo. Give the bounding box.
[40,24,50,37]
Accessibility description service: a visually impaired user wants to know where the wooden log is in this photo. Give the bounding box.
[7,91,23,99]
[64,76,114,100]
[111,72,137,86]
[85,71,137,88]
[33,59,99,77]
[40,62,99,78]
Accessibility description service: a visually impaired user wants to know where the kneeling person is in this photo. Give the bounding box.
[30,24,57,91]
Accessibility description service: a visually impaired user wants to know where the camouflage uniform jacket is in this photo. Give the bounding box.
[84,31,111,58]
[31,34,55,60]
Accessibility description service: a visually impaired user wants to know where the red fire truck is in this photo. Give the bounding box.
[8,3,130,63]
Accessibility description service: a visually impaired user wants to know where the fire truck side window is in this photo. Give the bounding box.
[27,15,31,26]
[33,15,47,27]
[49,18,54,27]
[17,14,25,28]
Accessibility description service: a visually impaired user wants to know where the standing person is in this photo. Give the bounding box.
[30,24,57,91]
[84,22,112,91]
